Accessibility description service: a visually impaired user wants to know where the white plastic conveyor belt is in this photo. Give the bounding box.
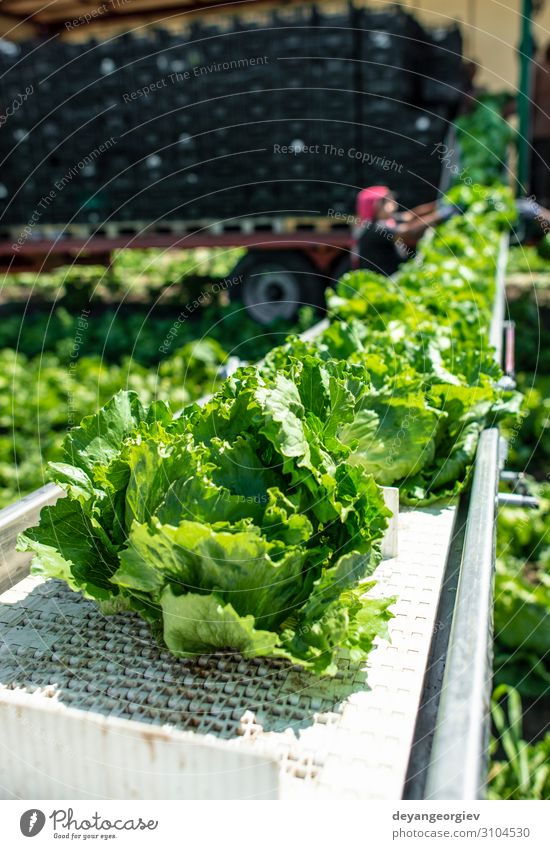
[0,502,457,800]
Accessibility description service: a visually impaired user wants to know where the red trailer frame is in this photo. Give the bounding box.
[0,224,355,322]
[0,229,352,269]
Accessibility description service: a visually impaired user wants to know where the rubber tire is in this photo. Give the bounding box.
[229,250,322,325]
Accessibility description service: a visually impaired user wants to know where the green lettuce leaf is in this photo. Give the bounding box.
[161,589,280,658]
[340,395,441,487]
[115,518,311,630]
[18,497,119,599]
[63,390,146,476]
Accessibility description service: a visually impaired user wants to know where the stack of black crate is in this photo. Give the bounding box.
[0,3,464,229]
[354,6,461,208]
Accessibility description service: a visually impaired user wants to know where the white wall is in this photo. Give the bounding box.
[377,0,550,92]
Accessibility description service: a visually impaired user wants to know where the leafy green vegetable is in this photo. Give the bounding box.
[262,191,521,505]
[489,686,550,800]
[455,94,515,186]
[161,590,280,659]
[19,383,394,675]
[493,482,550,697]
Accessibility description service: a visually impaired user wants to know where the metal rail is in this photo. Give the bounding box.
[422,233,509,799]
[489,233,509,360]
[0,484,61,594]
[424,428,500,799]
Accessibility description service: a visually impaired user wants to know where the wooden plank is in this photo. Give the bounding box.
[2,0,298,25]
[0,11,37,37]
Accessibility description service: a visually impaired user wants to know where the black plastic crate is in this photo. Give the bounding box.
[420,26,464,105]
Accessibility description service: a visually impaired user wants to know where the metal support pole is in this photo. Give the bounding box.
[518,0,534,194]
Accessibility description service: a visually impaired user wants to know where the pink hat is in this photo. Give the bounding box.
[356,185,390,222]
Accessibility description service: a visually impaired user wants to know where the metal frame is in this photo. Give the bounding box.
[423,428,500,799]
[421,233,509,798]
[0,230,352,256]
[489,234,509,359]
[0,229,351,275]
[0,483,60,595]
